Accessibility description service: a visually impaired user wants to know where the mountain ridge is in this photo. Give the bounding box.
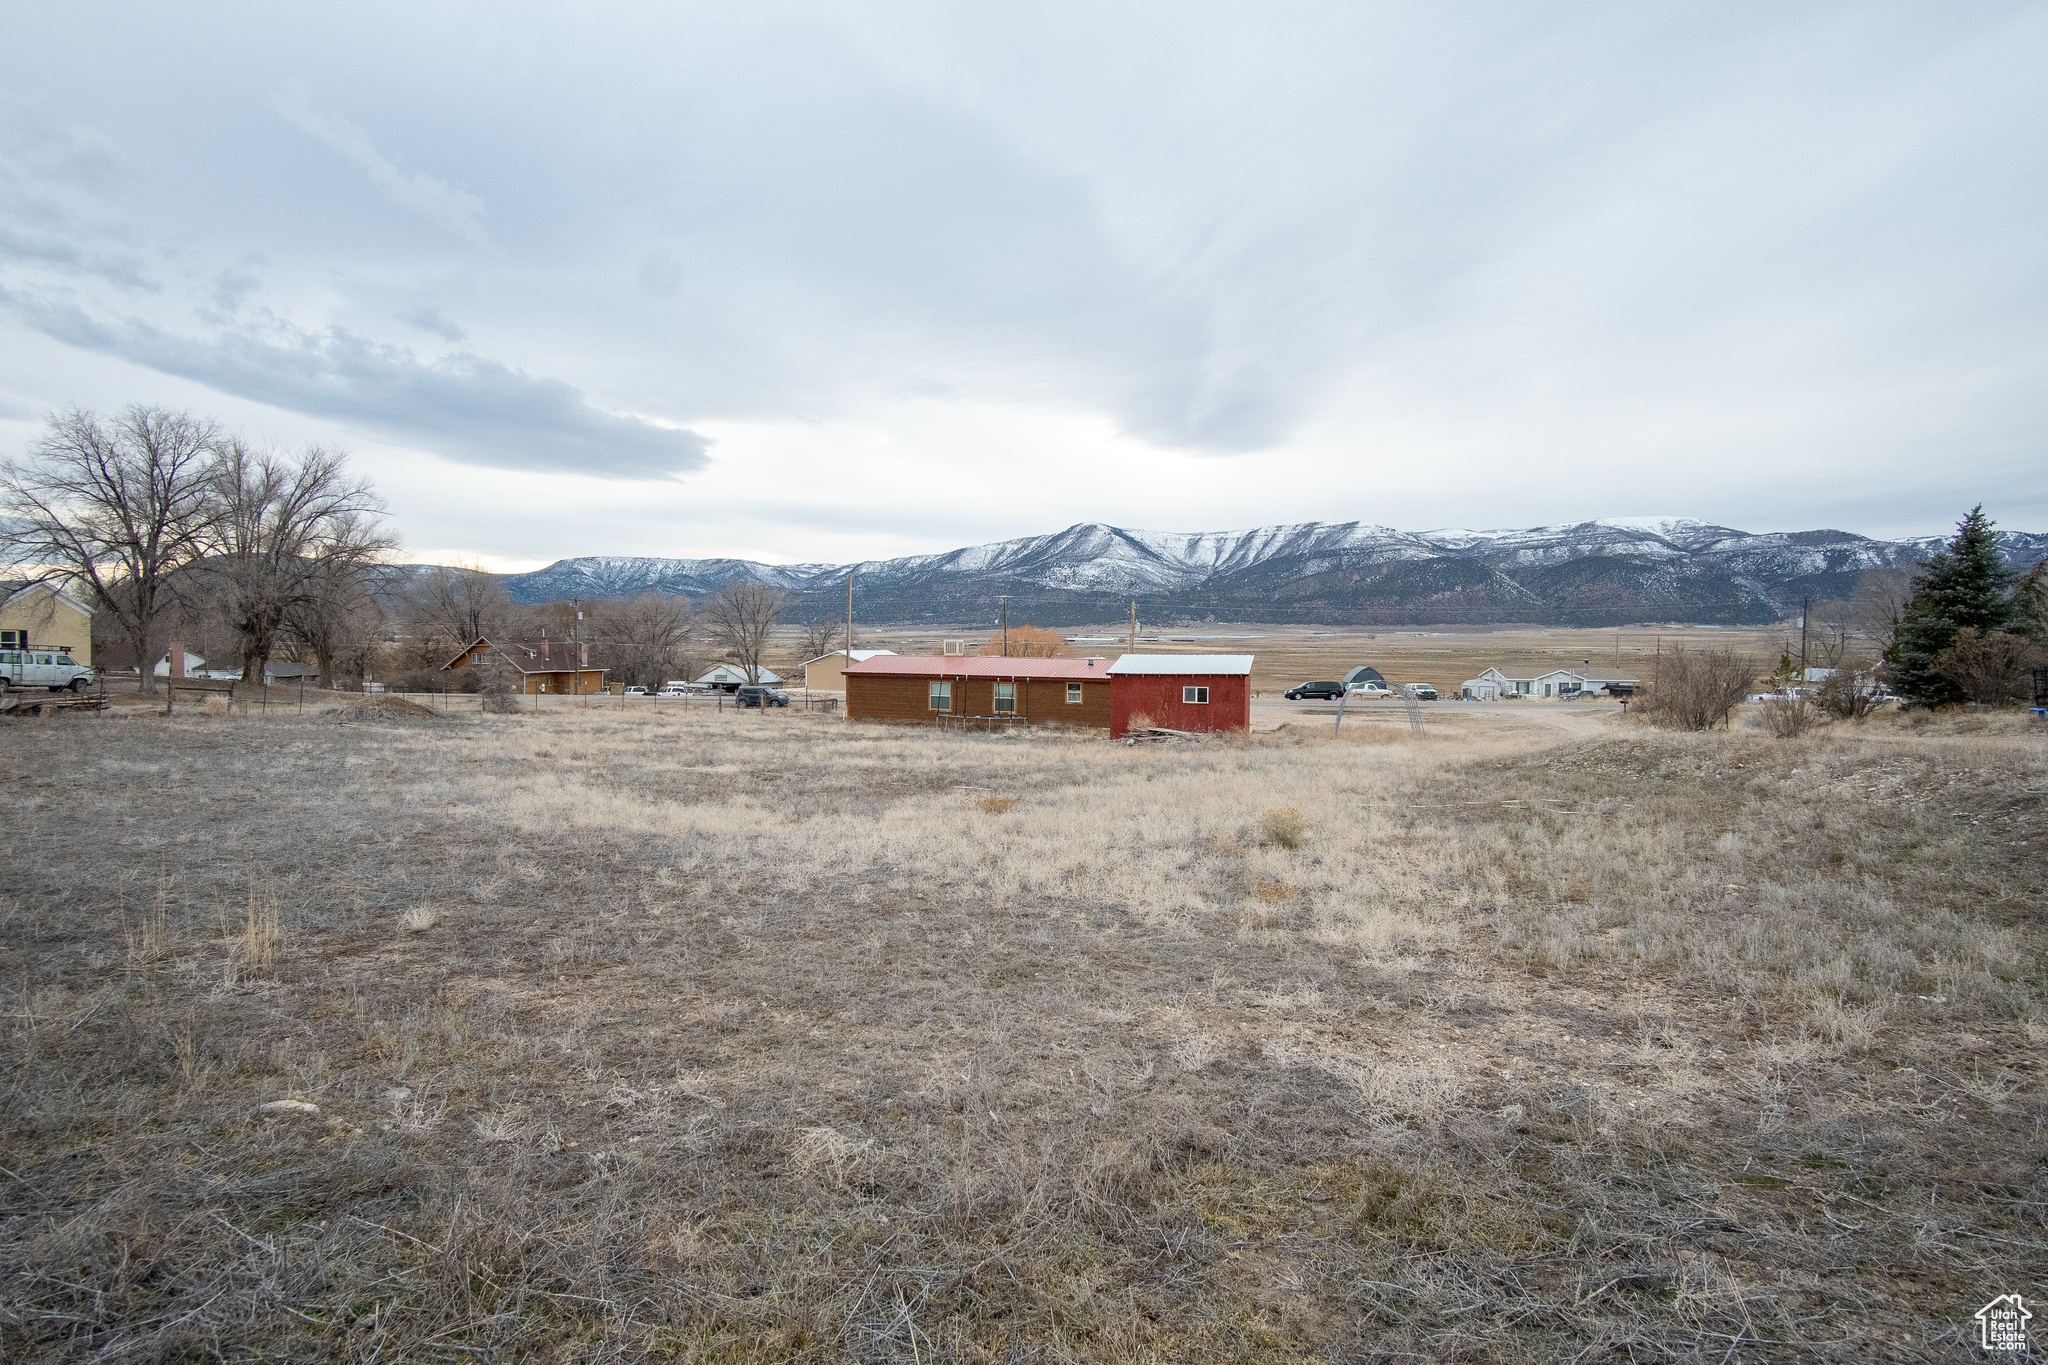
[448,516,2043,628]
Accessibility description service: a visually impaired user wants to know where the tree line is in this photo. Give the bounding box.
[392,574,829,692]
[2,405,844,693]
[1634,505,2045,731]
[3,406,390,692]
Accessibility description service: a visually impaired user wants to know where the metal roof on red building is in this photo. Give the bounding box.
[1107,654,1254,675]
[840,654,1114,680]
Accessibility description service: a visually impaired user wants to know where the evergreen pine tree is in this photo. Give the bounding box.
[1886,506,2019,705]
[2016,560,2048,643]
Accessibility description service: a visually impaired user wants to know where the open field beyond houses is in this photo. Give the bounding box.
[2,701,2043,1362]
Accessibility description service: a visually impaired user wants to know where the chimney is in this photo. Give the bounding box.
[540,639,552,664]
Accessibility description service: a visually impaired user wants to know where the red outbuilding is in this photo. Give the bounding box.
[1107,654,1253,737]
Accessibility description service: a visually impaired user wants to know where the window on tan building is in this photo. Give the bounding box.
[929,680,951,711]
[1066,682,1082,704]
[993,682,1015,713]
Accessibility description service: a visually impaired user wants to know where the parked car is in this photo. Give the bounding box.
[1346,682,1391,698]
[1403,684,1439,700]
[1284,680,1347,700]
[655,684,688,697]
[0,649,94,693]
[734,685,790,708]
[622,686,648,697]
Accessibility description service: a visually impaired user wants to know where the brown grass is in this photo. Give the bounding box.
[0,700,2042,1359]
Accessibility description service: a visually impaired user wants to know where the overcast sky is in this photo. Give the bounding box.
[3,3,2042,568]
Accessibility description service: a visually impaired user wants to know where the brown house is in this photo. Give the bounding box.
[842,654,1114,728]
[443,637,609,695]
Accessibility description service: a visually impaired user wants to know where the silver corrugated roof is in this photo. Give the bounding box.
[1106,654,1254,676]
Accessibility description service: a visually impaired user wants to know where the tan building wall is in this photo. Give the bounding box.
[804,652,852,691]
[524,670,607,695]
[0,588,92,666]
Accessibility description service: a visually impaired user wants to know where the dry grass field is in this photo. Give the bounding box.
[2,696,2043,1361]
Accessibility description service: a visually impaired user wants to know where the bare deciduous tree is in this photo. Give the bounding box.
[1849,567,1916,660]
[410,562,513,648]
[703,582,788,684]
[591,593,696,689]
[1806,598,1860,669]
[979,624,1067,658]
[797,618,842,664]
[206,441,393,687]
[1,407,219,693]
[290,561,387,689]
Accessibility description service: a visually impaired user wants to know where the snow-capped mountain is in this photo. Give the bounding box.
[489,518,2044,627]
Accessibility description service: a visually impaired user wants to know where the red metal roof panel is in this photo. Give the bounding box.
[840,654,1115,680]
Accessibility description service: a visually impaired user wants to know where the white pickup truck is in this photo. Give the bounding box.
[0,648,95,693]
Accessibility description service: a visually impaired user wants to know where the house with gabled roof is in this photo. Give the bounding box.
[0,581,94,665]
[1460,666,1636,700]
[444,637,608,695]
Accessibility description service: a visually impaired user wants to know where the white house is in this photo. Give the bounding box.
[1460,666,1637,700]
[696,663,784,690]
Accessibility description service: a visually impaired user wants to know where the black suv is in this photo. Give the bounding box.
[1284,680,1346,700]
[734,686,790,708]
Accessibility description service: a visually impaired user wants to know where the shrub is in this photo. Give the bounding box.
[480,674,522,714]
[1633,646,1754,730]
[1817,669,1880,720]
[1760,694,1821,738]
[1933,630,2045,706]
[1258,806,1308,849]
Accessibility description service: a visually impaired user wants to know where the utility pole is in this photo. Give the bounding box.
[846,570,854,659]
[1799,596,1810,676]
[1129,600,1137,655]
[996,595,1010,657]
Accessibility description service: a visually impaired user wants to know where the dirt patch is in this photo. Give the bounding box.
[323,693,444,723]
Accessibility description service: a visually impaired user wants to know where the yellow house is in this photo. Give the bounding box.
[0,583,93,666]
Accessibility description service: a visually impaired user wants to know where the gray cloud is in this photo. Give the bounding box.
[211,266,261,312]
[4,288,707,477]
[0,3,2043,544]
[0,223,157,293]
[400,303,466,341]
